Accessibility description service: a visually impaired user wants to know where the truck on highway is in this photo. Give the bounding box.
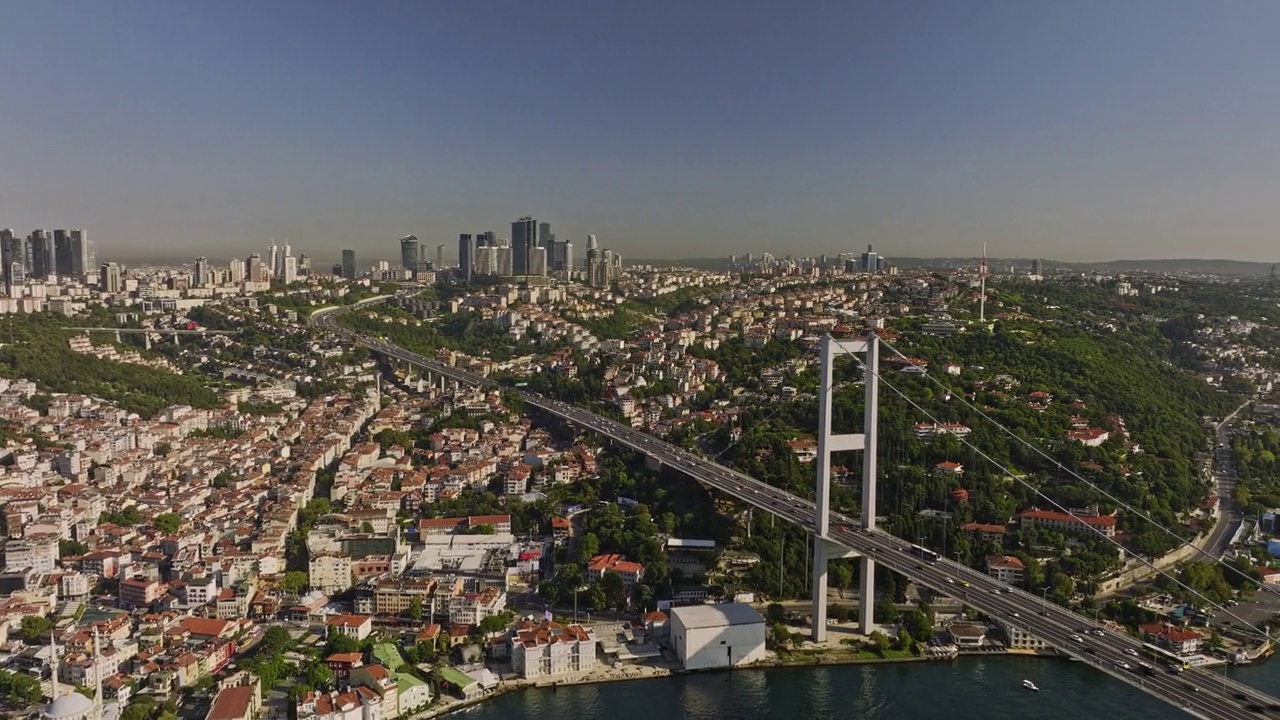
[908,544,940,563]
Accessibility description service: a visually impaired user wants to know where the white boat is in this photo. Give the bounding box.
[1023,679,1039,692]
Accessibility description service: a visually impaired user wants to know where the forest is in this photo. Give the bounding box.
[338,306,535,362]
[0,315,222,418]
[1232,424,1280,515]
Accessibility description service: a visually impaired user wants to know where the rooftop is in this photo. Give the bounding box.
[208,685,256,720]
[669,602,763,629]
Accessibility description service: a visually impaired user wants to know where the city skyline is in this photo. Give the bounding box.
[6,3,1280,262]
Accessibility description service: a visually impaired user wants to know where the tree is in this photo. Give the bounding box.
[766,603,787,625]
[0,669,44,706]
[19,615,52,643]
[408,595,423,622]
[120,696,157,720]
[360,521,375,534]
[901,608,935,641]
[867,630,892,656]
[153,513,183,534]
[306,662,334,690]
[830,562,854,590]
[478,614,509,635]
[600,570,627,609]
[588,583,608,610]
[873,599,900,625]
[99,506,142,527]
[326,627,360,655]
[280,571,309,594]
[578,533,601,562]
[259,625,294,655]
[59,538,89,557]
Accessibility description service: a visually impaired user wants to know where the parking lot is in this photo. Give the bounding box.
[1210,591,1280,634]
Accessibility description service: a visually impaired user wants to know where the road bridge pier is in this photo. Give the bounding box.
[812,333,879,640]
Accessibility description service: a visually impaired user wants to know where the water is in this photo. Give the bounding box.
[449,657,1280,720]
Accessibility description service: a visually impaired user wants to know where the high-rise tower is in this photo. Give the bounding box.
[979,244,989,323]
[458,234,474,282]
[341,249,356,280]
[399,235,419,271]
[511,217,536,276]
[194,257,210,287]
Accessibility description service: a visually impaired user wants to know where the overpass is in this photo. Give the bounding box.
[70,326,236,349]
[311,301,1280,719]
[69,327,236,335]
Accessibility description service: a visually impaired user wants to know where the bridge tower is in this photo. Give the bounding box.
[811,333,879,640]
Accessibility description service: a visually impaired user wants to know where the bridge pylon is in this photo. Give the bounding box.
[811,333,879,641]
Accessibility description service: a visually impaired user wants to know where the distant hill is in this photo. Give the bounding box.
[1055,258,1276,277]
[628,256,1277,277]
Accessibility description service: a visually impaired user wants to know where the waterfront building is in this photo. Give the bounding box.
[509,620,598,679]
[669,603,766,671]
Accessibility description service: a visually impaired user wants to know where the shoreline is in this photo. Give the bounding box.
[412,648,1068,720]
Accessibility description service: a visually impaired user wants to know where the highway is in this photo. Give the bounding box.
[1203,401,1251,558]
[312,301,1280,719]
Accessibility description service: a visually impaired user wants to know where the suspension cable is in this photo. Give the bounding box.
[876,334,1277,602]
[850,344,1272,641]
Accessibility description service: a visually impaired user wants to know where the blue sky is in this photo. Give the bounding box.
[3,1,1280,263]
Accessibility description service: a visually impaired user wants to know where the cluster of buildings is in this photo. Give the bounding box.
[453,219,621,287]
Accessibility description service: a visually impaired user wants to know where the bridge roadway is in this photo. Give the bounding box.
[69,327,236,335]
[312,304,1280,719]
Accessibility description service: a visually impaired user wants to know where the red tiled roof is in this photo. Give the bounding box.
[1019,509,1117,528]
[208,685,256,720]
[1139,622,1201,643]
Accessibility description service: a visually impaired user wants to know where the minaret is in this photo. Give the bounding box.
[979,243,988,324]
[49,630,60,700]
[93,630,103,720]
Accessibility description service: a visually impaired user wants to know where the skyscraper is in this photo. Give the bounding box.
[530,245,547,277]
[475,244,498,275]
[53,229,74,277]
[586,234,606,287]
[538,222,553,247]
[228,257,245,283]
[496,238,513,276]
[458,234,474,283]
[28,230,52,279]
[400,235,419,271]
[100,262,122,293]
[194,257,210,287]
[70,229,90,277]
[859,244,880,274]
[435,244,445,271]
[283,255,298,284]
[0,229,24,289]
[246,253,266,283]
[512,216,536,276]
[341,249,356,279]
[1032,258,1044,276]
[267,243,279,280]
[548,239,573,277]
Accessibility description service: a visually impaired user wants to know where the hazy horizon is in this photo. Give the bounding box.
[5,1,1280,264]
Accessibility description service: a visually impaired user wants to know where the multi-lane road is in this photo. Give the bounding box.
[312,301,1280,719]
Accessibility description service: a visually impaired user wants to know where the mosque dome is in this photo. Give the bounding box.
[43,692,95,720]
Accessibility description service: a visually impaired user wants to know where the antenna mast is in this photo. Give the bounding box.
[979,243,989,324]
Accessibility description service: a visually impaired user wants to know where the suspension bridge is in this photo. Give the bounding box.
[311,300,1280,719]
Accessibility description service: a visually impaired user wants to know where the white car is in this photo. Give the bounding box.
[1125,648,1139,657]
[1070,634,1084,643]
